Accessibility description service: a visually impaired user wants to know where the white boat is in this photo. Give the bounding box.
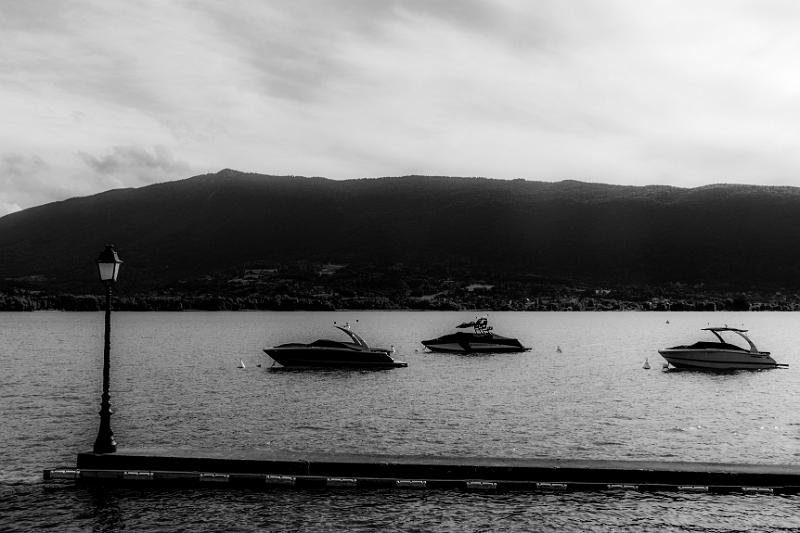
[658,327,787,370]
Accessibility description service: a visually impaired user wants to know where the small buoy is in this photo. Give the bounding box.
[238,359,246,369]
[556,346,562,353]
[666,320,670,324]
[643,358,650,369]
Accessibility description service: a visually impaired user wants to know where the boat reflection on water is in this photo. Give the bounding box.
[421,317,530,354]
[658,327,788,371]
[264,323,407,369]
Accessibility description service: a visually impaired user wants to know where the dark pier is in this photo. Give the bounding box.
[43,448,800,494]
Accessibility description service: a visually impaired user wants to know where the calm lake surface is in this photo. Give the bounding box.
[2,310,800,531]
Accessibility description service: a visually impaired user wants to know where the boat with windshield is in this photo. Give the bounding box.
[658,327,786,370]
[264,323,407,368]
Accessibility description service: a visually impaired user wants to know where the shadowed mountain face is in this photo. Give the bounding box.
[1,169,799,291]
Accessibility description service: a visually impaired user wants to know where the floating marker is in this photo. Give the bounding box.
[327,477,357,487]
[200,473,230,482]
[238,359,246,369]
[556,346,562,353]
[265,474,295,486]
[123,471,154,480]
[678,485,708,492]
[466,481,497,490]
[742,486,773,494]
[537,482,568,491]
[643,358,650,369]
[47,468,80,480]
[607,483,639,491]
[396,479,426,489]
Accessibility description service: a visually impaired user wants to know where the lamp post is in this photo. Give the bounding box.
[93,244,123,454]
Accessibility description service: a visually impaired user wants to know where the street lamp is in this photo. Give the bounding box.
[93,244,123,454]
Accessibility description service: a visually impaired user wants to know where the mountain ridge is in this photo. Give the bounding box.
[2,170,799,294]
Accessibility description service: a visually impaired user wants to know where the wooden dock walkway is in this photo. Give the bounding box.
[42,448,800,494]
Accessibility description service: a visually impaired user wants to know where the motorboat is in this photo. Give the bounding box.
[658,327,787,370]
[264,323,407,369]
[421,317,530,354]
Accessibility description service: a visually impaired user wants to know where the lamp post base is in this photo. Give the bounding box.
[93,402,116,454]
[93,428,117,454]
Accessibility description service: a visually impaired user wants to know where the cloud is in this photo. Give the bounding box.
[0,201,22,215]
[0,153,66,215]
[77,145,191,188]
[2,0,800,215]
[0,146,191,217]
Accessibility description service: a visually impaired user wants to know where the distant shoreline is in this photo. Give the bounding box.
[1,290,794,312]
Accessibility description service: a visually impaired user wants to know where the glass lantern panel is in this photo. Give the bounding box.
[97,262,119,281]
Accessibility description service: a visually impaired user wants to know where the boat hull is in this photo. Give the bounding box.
[264,347,407,368]
[658,349,779,370]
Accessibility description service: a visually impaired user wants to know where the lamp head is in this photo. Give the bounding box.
[96,244,123,283]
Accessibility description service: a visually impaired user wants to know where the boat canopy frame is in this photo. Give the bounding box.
[702,327,759,353]
[456,317,493,335]
[334,324,369,349]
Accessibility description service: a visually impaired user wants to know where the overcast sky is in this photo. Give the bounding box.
[2,1,800,215]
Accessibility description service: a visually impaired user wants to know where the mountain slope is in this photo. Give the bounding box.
[2,169,799,291]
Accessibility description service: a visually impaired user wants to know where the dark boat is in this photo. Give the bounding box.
[264,323,407,369]
[421,317,530,354]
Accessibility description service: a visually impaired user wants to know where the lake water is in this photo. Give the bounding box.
[2,310,800,531]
